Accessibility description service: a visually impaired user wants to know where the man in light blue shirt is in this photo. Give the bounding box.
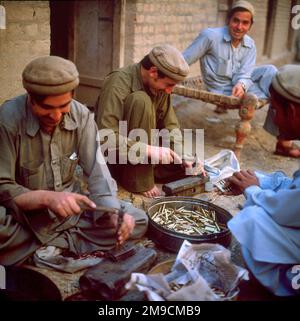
[183,0,300,158]
[183,0,276,100]
[226,65,300,297]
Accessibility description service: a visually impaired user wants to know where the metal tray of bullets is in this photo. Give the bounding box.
[146,196,232,253]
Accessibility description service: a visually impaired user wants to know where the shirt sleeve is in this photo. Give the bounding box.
[232,45,256,90]
[183,29,212,65]
[78,112,120,210]
[0,124,31,207]
[243,177,300,227]
[255,170,293,190]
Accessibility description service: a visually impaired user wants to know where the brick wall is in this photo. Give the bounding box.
[124,0,219,76]
[0,0,298,105]
[269,0,296,64]
[0,1,50,104]
[247,0,269,60]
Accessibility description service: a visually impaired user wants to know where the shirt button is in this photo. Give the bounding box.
[56,183,61,187]
[52,160,57,165]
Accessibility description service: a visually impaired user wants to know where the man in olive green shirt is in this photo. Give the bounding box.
[95,45,198,197]
[0,56,148,266]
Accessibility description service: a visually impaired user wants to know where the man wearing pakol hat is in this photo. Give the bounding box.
[183,1,300,156]
[224,65,300,297]
[0,56,148,267]
[95,44,203,198]
[183,1,276,100]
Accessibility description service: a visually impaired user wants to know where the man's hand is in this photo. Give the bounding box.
[14,190,96,217]
[106,212,135,245]
[225,170,259,195]
[182,158,206,176]
[45,192,97,217]
[232,83,245,98]
[147,145,182,164]
[116,213,135,245]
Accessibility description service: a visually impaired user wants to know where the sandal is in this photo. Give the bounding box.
[274,142,300,158]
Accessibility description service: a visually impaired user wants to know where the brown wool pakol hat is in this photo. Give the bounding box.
[231,0,255,17]
[22,56,79,95]
[272,65,300,104]
[148,44,189,81]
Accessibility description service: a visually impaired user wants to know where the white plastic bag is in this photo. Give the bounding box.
[204,149,240,184]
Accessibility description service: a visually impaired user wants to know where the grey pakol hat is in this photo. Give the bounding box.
[231,0,255,17]
[148,44,189,81]
[272,64,300,104]
[22,56,79,95]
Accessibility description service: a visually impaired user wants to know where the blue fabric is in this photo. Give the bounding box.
[228,169,300,296]
[263,106,280,137]
[183,26,277,99]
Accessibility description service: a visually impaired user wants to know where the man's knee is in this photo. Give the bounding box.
[252,65,277,80]
[250,65,277,99]
[262,65,277,78]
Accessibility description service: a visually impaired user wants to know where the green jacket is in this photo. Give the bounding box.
[95,63,181,151]
[0,94,120,243]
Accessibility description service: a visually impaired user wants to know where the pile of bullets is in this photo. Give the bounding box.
[150,203,227,235]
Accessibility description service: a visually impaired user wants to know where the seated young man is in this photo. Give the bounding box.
[95,44,202,198]
[183,0,299,158]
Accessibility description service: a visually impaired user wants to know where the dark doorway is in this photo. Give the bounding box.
[49,0,121,108]
[50,1,73,59]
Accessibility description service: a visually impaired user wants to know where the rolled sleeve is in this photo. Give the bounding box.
[244,185,300,227]
[183,29,211,65]
[255,170,293,191]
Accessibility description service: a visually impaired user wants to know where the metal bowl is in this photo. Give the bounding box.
[146,196,232,253]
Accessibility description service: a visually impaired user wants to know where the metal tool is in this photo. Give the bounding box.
[214,179,232,193]
[115,205,125,248]
[81,204,119,214]
[81,203,124,247]
[79,244,157,300]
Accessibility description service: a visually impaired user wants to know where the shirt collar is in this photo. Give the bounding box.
[223,26,253,48]
[26,97,78,137]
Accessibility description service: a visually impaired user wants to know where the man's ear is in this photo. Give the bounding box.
[149,66,158,78]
